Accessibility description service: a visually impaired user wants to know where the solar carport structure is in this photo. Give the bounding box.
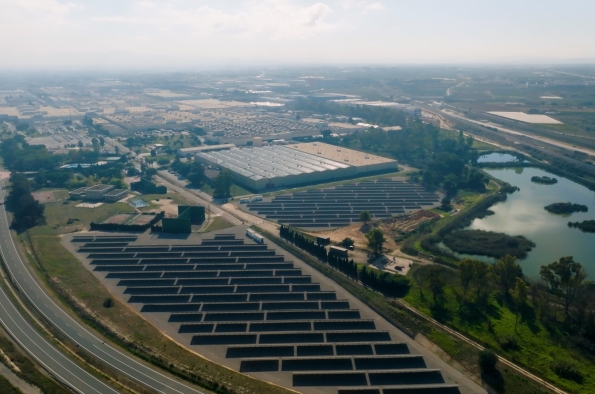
[247,179,440,229]
[70,230,467,394]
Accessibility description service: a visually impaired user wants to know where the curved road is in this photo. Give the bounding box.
[0,183,207,394]
[0,260,119,393]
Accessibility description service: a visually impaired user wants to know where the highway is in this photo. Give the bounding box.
[0,182,207,394]
[441,108,595,157]
[0,259,118,393]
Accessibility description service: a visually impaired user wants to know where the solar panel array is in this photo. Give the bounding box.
[246,179,440,229]
[73,233,460,394]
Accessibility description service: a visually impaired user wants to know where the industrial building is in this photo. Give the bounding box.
[176,144,235,157]
[85,184,114,200]
[68,184,128,202]
[194,142,398,191]
[161,206,206,233]
[131,178,167,194]
[102,189,129,202]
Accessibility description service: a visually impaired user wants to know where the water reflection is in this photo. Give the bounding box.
[466,167,595,276]
[477,153,525,163]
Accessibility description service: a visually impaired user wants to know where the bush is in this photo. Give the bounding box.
[551,360,583,382]
[103,297,115,308]
[478,349,498,373]
[341,237,355,248]
[498,334,519,351]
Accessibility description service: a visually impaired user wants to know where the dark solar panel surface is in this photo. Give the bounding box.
[74,233,459,393]
[246,179,439,228]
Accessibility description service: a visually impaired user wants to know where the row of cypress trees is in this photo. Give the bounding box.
[279,225,327,260]
[280,225,410,297]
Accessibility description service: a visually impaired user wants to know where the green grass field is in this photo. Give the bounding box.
[404,271,595,394]
[472,139,500,150]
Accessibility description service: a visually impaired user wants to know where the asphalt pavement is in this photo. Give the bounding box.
[0,182,207,394]
[0,266,118,394]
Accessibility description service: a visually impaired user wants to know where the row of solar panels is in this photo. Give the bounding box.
[78,234,459,393]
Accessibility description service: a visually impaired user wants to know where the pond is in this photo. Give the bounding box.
[464,167,595,277]
[477,152,525,163]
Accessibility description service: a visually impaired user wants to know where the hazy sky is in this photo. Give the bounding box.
[1,0,594,70]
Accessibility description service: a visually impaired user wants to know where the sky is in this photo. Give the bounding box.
[1,0,594,70]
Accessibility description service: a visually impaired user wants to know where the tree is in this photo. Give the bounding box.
[34,168,46,188]
[187,163,205,185]
[420,265,447,305]
[77,140,83,148]
[478,349,498,373]
[145,168,157,178]
[459,259,475,295]
[459,259,492,300]
[359,210,372,225]
[452,286,466,311]
[512,277,528,332]
[321,129,332,139]
[213,169,233,198]
[150,149,156,157]
[341,237,355,248]
[540,256,588,318]
[442,173,459,195]
[440,196,452,211]
[99,136,105,147]
[157,158,170,166]
[6,173,45,230]
[365,228,386,255]
[493,255,523,297]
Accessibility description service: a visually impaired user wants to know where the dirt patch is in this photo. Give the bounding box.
[307,223,398,254]
[146,199,178,216]
[369,255,413,276]
[306,210,440,266]
[31,191,55,204]
[373,210,440,239]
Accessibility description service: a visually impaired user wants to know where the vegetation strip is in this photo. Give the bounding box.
[442,229,535,259]
[254,226,561,394]
[396,299,568,394]
[545,202,589,215]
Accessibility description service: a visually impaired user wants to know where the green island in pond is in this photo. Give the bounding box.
[545,202,588,214]
[531,175,557,185]
[443,229,535,259]
[568,220,595,233]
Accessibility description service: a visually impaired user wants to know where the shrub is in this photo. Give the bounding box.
[478,349,498,373]
[498,334,519,351]
[551,360,582,382]
[103,297,115,308]
[341,237,355,248]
